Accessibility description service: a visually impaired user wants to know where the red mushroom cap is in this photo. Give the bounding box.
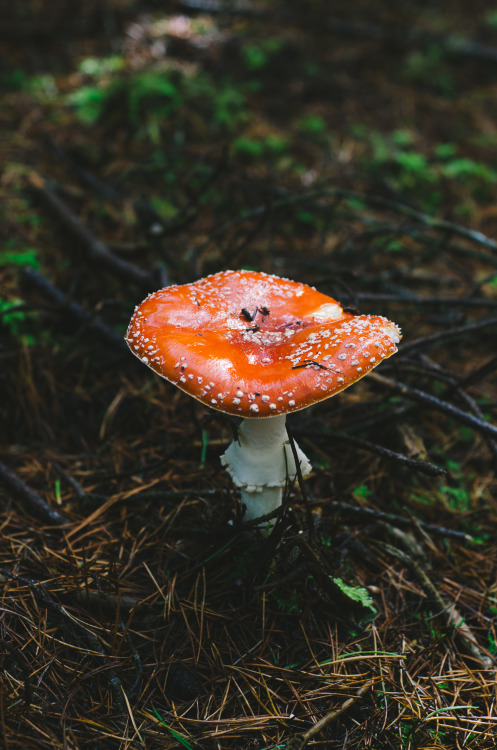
[126,270,401,417]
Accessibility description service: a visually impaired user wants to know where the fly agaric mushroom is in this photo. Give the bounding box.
[126,270,401,529]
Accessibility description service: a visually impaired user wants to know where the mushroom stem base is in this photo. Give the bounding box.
[240,486,283,527]
[221,414,312,531]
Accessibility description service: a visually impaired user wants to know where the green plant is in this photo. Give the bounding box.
[487,632,497,654]
[265,134,290,153]
[296,210,315,225]
[298,114,327,136]
[78,55,125,76]
[0,298,40,346]
[233,136,265,157]
[403,44,455,94]
[203,79,246,128]
[128,71,182,124]
[151,707,193,749]
[440,485,472,511]
[1,241,39,269]
[67,84,109,125]
[0,65,57,99]
[69,70,182,127]
[272,588,302,614]
[332,578,376,613]
[441,157,497,184]
[68,65,247,137]
[352,485,372,502]
[0,299,27,338]
[233,134,290,164]
[485,9,497,28]
[241,37,284,71]
[358,127,497,211]
[242,43,269,71]
[0,68,28,91]
[368,131,439,205]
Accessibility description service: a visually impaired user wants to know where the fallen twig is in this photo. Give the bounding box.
[321,430,446,477]
[0,571,140,612]
[0,460,68,525]
[0,568,129,710]
[354,292,497,310]
[326,500,475,543]
[324,18,497,65]
[403,355,497,462]
[0,638,32,706]
[180,0,265,16]
[286,683,371,749]
[378,535,495,667]
[28,172,157,290]
[398,315,497,356]
[333,188,497,255]
[369,372,497,442]
[197,181,497,274]
[24,268,128,353]
[461,353,497,390]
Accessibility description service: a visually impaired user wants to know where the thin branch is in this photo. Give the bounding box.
[24,269,128,353]
[324,18,497,65]
[354,292,497,310]
[0,571,140,612]
[323,430,446,477]
[413,354,497,462]
[378,537,494,667]
[326,500,475,543]
[369,373,497,442]
[286,683,371,749]
[198,181,497,267]
[0,460,68,525]
[28,172,157,290]
[461,354,497,390]
[0,568,128,710]
[338,189,497,254]
[398,315,497,356]
[179,0,265,16]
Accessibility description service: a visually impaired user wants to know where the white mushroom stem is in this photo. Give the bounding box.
[221,414,312,529]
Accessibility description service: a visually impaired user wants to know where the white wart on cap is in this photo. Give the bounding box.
[126,269,402,418]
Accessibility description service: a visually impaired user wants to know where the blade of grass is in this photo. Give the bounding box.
[151,706,194,749]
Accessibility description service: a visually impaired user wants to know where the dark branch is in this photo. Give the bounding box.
[370,373,497,442]
[325,431,446,477]
[24,269,128,354]
[399,315,497,356]
[0,460,68,525]
[28,172,158,290]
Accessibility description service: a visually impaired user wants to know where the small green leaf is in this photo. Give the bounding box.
[332,578,376,613]
[0,298,28,338]
[352,485,371,501]
[234,137,265,157]
[435,142,457,159]
[298,114,326,135]
[79,55,125,76]
[296,210,314,224]
[392,129,415,147]
[0,244,39,269]
[242,44,268,70]
[264,134,290,153]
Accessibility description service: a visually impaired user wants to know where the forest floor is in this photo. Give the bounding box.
[1,1,497,748]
